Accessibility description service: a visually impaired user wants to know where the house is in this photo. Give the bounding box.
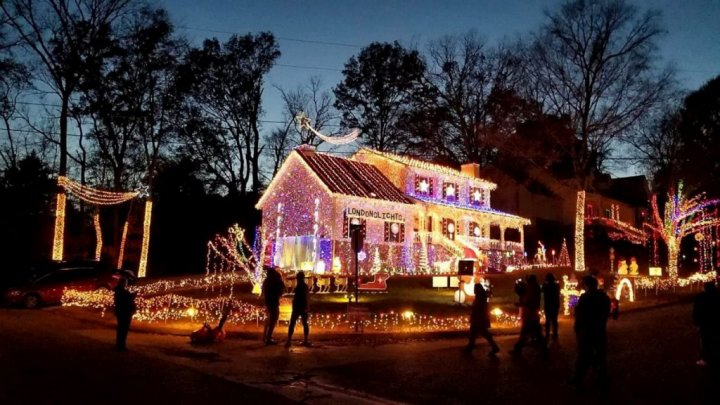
[256,145,530,274]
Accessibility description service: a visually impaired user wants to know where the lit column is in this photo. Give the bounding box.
[93,212,103,261]
[137,200,153,278]
[52,190,66,261]
[117,220,129,270]
[667,237,678,279]
[575,191,586,272]
[500,225,506,250]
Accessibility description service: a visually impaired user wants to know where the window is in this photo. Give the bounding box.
[343,211,366,239]
[415,176,433,196]
[384,222,405,242]
[427,215,433,232]
[442,218,456,240]
[469,221,482,237]
[604,208,612,219]
[443,182,459,201]
[470,188,484,206]
[586,204,594,218]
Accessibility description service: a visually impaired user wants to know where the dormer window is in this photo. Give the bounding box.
[470,187,484,206]
[415,176,432,196]
[443,182,458,201]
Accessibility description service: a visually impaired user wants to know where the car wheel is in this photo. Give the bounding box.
[23,294,40,309]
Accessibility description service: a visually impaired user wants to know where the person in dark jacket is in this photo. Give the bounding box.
[542,273,561,340]
[261,266,285,345]
[286,271,311,348]
[693,281,720,366]
[463,283,500,356]
[113,277,137,351]
[511,275,548,355]
[569,275,612,388]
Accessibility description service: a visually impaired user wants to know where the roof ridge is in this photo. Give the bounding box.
[357,147,497,187]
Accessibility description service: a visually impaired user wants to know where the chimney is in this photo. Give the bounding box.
[296,144,316,154]
[461,163,480,178]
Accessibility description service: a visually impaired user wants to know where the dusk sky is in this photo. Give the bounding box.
[160,0,720,174]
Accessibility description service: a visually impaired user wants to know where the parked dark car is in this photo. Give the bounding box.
[3,261,123,308]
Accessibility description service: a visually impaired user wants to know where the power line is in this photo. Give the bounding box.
[176,25,363,49]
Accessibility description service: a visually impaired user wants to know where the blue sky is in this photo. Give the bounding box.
[160,0,720,174]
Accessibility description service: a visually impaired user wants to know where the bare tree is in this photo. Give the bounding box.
[79,7,181,191]
[422,32,528,166]
[525,0,673,271]
[0,0,131,177]
[626,97,684,190]
[265,76,335,176]
[178,32,280,195]
[334,41,431,152]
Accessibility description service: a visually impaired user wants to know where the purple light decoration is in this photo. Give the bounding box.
[403,245,415,274]
[319,239,332,269]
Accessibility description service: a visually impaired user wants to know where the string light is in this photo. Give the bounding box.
[137,200,153,278]
[117,220,129,270]
[94,213,103,261]
[647,182,720,279]
[258,147,528,275]
[52,191,66,261]
[355,148,497,190]
[58,176,139,205]
[574,191,586,272]
[62,288,522,330]
[615,278,635,302]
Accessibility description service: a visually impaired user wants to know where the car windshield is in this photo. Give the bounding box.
[33,267,98,284]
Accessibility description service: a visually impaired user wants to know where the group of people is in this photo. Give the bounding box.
[261,266,311,348]
[464,272,617,389]
[112,264,718,390]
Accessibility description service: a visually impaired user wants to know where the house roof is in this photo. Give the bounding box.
[356,148,497,189]
[606,175,649,207]
[296,148,415,204]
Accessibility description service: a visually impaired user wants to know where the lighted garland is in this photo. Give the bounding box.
[62,288,522,331]
[51,191,66,261]
[93,213,103,261]
[58,176,139,205]
[52,176,152,278]
[575,191,586,272]
[358,148,497,190]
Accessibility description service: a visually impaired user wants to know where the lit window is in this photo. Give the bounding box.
[384,222,405,242]
[470,188,484,206]
[442,218,456,240]
[443,183,458,201]
[415,177,432,195]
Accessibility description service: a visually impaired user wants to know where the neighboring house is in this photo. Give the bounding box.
[256,145,530,274]
[482,166,649,259]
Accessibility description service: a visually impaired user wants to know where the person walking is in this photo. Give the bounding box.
[262,266,285,345]
[542,273,561,340]
[113,277,137,351]
[693,281,720,367]
[511,275,548,356]
[285,271,311,348]
[463,283,500,356]
[569,276,613,388]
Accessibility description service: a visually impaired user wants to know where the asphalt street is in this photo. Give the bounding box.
[1,303,718,404]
